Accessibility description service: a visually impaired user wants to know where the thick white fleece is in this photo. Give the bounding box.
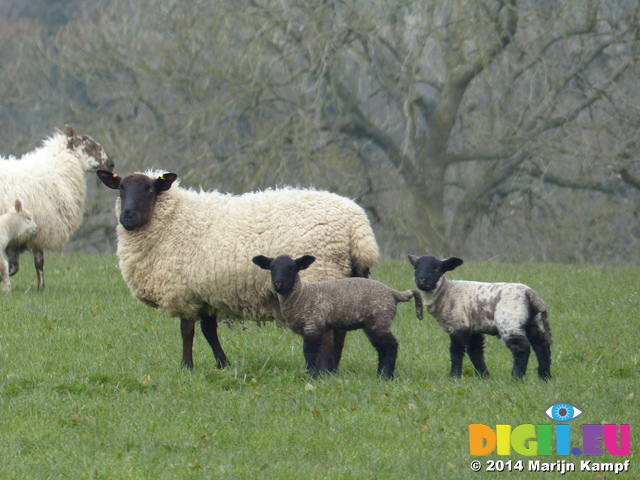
[0,133,98,252]
[116,175,380,321]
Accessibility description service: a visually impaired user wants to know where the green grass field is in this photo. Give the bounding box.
[0,254,637,479]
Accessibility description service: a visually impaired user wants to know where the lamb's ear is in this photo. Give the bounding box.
[407,254,419,266]
[442,257,464,272]
[154,173,178,192]
[252,255,273,270]
[97,170,122,189]
[296,255,316,271]
[14,199,23,213]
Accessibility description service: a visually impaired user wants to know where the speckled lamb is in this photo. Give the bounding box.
[408,255,552,380]
[253,254,423,379]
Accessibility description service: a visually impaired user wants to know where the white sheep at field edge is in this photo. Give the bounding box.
[0,125,113,289]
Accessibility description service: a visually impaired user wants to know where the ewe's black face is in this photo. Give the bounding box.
[97,171,177,231]
[408,255,464,292]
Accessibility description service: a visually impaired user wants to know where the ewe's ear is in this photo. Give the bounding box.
[252,255,273,270]
[2,198,12,213]
[154,173,178,192]
[407,255,419,266]
[296,255,316,271]
[65,125,77,149]
[97,170,122,189]
[442,257,464,272]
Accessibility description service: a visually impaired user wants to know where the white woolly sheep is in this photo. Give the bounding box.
[0,199,38,293]
[252,254,423,379]
[0,125,113,290]
[408,255,552,380]
[96,170,380,372]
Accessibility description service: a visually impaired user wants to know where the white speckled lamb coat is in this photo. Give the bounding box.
[409,255,551,379]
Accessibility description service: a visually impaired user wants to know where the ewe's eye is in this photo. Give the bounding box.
[545,403,583,422]
[149,187,155,193]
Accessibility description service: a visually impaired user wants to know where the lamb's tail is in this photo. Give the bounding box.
[526,289,552,344]
[348,213,380,278]
[394,289,424,320]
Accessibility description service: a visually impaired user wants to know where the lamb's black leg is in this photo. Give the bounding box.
[180,318,196,369]
[525,313,552,380]
[467,333,490,377]
[303,334,323,377]
[200,313,228,369]
[367,331,398,379]
[505,336,530,379]
[449,332,468,377]
[531,340,552,380]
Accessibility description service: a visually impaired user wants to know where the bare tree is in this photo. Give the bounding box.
[2,0,639,261]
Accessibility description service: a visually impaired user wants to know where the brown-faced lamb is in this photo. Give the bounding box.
[96,170,379,372]
[408,255,552,380]
[0,199,38,293]
[252,254,423,379]
[0,125,113,290]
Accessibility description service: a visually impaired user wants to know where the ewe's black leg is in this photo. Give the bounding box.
[200,313,228,369]
[366,330,398,379]
[180,318,196,369]
[314,330,347,373]
[34,250,45,290]
[467,334,490,377]
[449,332,469,377]
[505,336,530,379]
[303,334,323,377]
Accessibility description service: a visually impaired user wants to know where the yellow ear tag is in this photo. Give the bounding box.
[159,175,166,180]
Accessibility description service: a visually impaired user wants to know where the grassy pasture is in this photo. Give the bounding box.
[0,254,637,479]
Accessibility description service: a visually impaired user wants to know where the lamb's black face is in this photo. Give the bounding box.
[268,256,301,294]
[252,254,316,295]
[408,255,464,292]
[408,255,443,291]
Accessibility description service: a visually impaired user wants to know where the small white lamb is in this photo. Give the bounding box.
[0,200,38,293]
[408,255,552,380]
[253,254,423,379]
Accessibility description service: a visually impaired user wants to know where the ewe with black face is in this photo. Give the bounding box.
[97,170,380,373]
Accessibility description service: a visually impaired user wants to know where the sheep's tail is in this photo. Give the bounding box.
[394,289,424,320]
[526,289,552,344]
[348,216,380,278]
